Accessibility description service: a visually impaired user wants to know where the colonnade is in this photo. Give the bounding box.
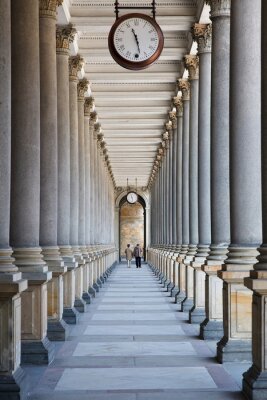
[149,0,266,398]
[0,1,117,397]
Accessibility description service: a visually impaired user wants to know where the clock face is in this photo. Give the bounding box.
[127,192,138,204]
[108,13,164,70]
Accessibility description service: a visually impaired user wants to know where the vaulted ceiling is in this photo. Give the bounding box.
[58,0,208,188]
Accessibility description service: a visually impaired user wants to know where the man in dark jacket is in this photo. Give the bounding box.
[133,244,142,268]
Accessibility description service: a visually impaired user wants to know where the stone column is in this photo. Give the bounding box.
[200,0,231,339]
[0,1,27,395]
[192,23,212,266]
[176,80,190,304]
[189,24,211,322]
[10,0,53,364]
[78,78,89,257]
[217,0,262,363]
[170,109,177,246]
[167,121,173,246]
[242,1,266,396]
[56,26,78,325]
[69,55,84,261]
[39,0,68,342]
[181,55,202,318]
[172,97,183,298]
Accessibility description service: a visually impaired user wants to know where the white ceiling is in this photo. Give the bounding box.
[58,0,206,188]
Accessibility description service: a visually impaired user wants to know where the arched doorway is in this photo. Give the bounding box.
[119,195,146,262]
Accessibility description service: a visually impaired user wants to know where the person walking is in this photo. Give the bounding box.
[125,244,133,268]
[133,243,142,268]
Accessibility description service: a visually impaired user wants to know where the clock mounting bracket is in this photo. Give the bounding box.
[114,0,156,20]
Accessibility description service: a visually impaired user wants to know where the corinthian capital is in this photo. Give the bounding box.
[184,54,199,80]
[173,96,183,117]
[56,25,76,55]
[192,23,212,54]
[84,97,94,116]
[69,55,84,81]
[77,78,89,101]
[206,0,231,18]
[177,79,190,101]
[169,111,177,129]
[39,0,63,18]
[90,111,98,127]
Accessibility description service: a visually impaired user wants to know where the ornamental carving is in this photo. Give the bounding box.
[69,55,84,81]
[177,79,190,101]
[169,111,177,129]
[158,148,164,155]
[184,54,199,80]
[56,25,76,54]
[165,121,172,132]
[192,23,212,54]
[90,111,98,127]
[173,96,183,117]
[84,97,94,116]
[77,78,89,101]
[162,131,169,141]
[205,0,231,18]
[40,0,63,18]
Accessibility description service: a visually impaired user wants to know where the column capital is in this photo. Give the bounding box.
[84,96,94,117]
[184,54,199,80]
[178,79,190,101]
[90,111,98,128]
[56,25,76,55]
[192,23,212,54]
[77,78,89,102]
[205,0,231,18]
[169,111,177,129]
[69,55,84,81]
[39,0,63,19]
[173,96,183,117]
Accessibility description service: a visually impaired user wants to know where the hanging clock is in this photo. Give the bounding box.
[108,13,164,71]
[127,192,138,204]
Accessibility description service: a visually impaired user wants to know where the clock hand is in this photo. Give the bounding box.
[131,28,141,54]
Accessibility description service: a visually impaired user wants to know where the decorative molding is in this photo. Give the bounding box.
[77,78,89,101]
[169,110,177,129]
[184,54,199,80]
[39,0,63,18]
[56,25,76,54]
[84,96,94,116]
[71,1,197,8]
[192,23,212,54]
[177,79,190,101]
[173,96,183,117]
[205,0,231,18]
[69,55,84,81]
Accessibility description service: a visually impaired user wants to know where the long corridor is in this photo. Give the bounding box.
[26,263,246,400]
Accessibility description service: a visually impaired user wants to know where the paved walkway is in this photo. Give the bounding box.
[26,263,247,400]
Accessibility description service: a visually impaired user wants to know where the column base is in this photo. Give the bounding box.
[47,319,70,341]
[97,278,103,288]
[217,337,252,363]
[62,307,79,324]
[199,319,223,340]
[82,291,91,304]
[243,364,267,400]
[21,336,54,365]
[189,307,206,324]
[74,297,86,313]
[88,286,96,297]
[0,367,27,400]
[175,290,186,304]
[181,297,194,312]
[171,286,179,297]
[93,282,100,292]
[166,281,175,292]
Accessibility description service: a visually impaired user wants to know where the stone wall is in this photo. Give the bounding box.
[120,202,144,257]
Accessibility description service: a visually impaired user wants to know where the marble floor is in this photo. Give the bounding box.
[25,262,248,400]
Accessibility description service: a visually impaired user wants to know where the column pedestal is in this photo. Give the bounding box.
[199,261,223,339]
